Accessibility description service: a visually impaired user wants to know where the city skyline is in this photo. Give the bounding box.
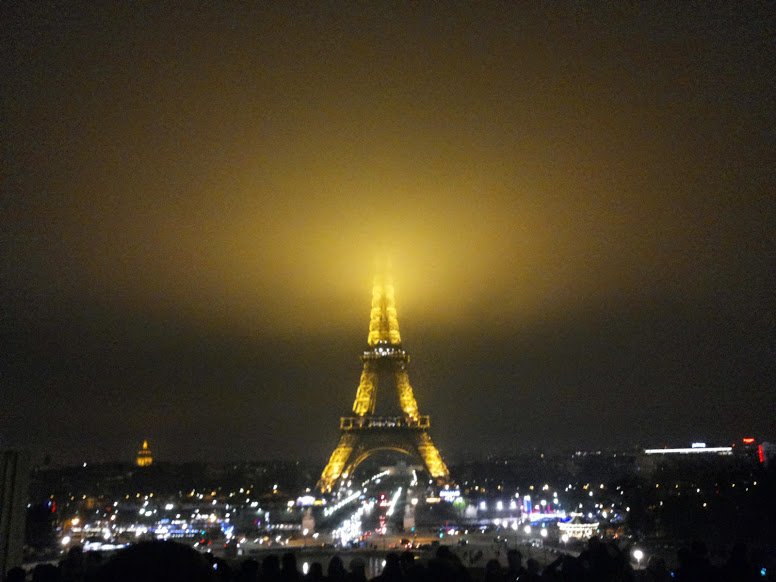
[2,4,774,464]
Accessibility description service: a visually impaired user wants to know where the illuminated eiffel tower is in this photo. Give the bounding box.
[317,274,450,492]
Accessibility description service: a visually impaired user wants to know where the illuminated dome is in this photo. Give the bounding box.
[135,440,153,467]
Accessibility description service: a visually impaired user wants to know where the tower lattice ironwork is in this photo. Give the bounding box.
[317,274,450,492]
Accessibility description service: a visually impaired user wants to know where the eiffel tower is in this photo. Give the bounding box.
[317,274,450,492]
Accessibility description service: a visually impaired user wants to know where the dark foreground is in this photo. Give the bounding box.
[6,538,773,582]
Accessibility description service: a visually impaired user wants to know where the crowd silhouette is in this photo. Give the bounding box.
[3,538,768,582]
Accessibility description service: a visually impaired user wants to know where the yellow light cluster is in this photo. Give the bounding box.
[352,366,377,416]
[396,370,419,421]
[135,440,153,467]
[416,433,449,479]
[367,275,401,346]
[317,434,356,492]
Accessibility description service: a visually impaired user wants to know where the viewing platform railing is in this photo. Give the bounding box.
[339,415,430,430]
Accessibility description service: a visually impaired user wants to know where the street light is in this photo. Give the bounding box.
[633,548,644,568]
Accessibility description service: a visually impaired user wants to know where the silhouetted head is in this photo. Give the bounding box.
[96,540,214,582]
[507,549,523,569]
[400,550,416,570]
[328,555,346,577]
[562,555,583,576]
[281,552,297,573]
[66,545,84,563]
[212,558,231,580]
[436,545,453,560]
[526,558,540,574]
[383,552,402,576]
[5,566,26,582]
[263,554,281,575]
[31,564,61,582]
[240,558,259,575]
[349,557,366,575]
[485,559,501,574]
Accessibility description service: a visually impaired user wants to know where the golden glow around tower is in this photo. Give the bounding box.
[135,440,153,467]
[367,274,401,346]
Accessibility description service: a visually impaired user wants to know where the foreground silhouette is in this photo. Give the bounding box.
[4,539,771,582]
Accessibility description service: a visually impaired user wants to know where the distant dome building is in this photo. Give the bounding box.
[135,440,153,467]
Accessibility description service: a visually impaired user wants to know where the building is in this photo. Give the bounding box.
[558,515,599,540]
[0,450,29,576]
[135,440,153,467]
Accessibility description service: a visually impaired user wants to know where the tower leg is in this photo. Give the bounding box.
[415,432,450,482]
[317,433,357,492]
[352,364,378,416]
[395,369,420,421]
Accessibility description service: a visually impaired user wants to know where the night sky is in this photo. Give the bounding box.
[2,4,774,465]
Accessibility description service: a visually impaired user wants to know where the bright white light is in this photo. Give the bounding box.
[644,446,731,455]
[165,503,174,511]
[633,549,644,563]
[61,536,71,546]
[302,562,309,575]
[540,528,548,538]
[479,501,487,511]
[561,534,569,543]
[523,525,531,534]
[496,501,504,511]
[324,490,361,517]
[386,487,402,517]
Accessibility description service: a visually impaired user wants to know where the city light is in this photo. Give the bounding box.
[385,487,402,517]
[633,549,644,566]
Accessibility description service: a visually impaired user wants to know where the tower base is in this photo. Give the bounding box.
[317,416,449,492]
